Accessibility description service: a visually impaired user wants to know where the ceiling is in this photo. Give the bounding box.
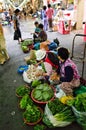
[0,0,30,8]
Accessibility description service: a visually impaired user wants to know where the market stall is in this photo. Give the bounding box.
[53,8,72,34]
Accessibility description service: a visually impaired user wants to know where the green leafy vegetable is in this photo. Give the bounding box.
[23,104,42,123]
[16,85,30,96]
[32,83,54,102]
[67,93,86,112]
[21,39,33,46]
[19,94,33,109]
[34,124,46,130]
[32,80,41,88]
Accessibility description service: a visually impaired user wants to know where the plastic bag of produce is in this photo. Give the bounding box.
[43,98,75,127]
[72,106,86,130]
[55,88,66,99]
[73,85,86,96]
[67,93,86,130]
[23,71,32,83]
[23,65,44,83]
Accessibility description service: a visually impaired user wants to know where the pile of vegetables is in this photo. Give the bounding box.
[60,96,73,104]
[34,124,46,130]
[16,85,30,97]
[23,104,42,123]
[21,45,29,52]
[19,94,33,109]
[43,98,75,127]
[67,93,86,112]
[73,85,86,96]
[21,39,33,46]
[32,83,54,102]
[25,50,37,65]
[26,65,43,81]
[31,79,42,88]
[67,93,86,130]
[21,39,33,53]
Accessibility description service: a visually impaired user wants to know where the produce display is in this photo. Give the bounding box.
[67,93,86,130]
[21,39,33,53]
[21,45,29,52]
[15,82,85,129]
[33,124,46,130]
[31,79,42,88]
[16,85,30,97]
[23,104,43,124]
[24,50,37,65]
[43,98,75,127]
[25,65,44,81]
[67,93,86,112]
[21,39,33,46]
[60,96,73,104]
[31,83,55,103]
[19,94,33,109]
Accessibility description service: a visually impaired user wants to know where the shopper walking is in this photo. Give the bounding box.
[13,9,22,43]
[41,5,48,31]
[46,4,54,31]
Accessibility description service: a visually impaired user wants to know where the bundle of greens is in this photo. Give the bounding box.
[67,93,86,112]
[21,39,33,46]
[34,124,46,130]
[32,83,54,102]
[16,85,30,97]
[67,93,86,130]
[19,94,33,109]
[31,80,42,88]
[23,104,42,123]
[43,98,75,127]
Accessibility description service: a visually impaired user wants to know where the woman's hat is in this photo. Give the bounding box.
[36,50,46,61]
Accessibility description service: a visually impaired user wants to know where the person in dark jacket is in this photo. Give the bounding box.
[37,23,47,42]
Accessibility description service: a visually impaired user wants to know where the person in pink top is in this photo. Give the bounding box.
[46,4,54,31]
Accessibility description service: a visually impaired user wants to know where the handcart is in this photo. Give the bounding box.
[71,34,86,81]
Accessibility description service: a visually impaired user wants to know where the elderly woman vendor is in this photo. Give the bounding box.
[52,47,80,96]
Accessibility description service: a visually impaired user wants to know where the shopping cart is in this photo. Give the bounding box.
[71,34,86,85]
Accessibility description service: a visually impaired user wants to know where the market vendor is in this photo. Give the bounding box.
[35,50,59,78]
[0,23,9,64]
[34,23,47,43]
[55,47,80,96]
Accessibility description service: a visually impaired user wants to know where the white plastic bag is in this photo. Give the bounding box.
[23,71,32,83]
[55,85,66,98]
[44,104,71,127]
[23,65,44,83]
[55,89,66,98]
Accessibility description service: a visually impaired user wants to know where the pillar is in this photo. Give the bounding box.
[75,0,84,29]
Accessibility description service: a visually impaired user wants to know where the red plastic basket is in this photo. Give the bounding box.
[31,86,56,104]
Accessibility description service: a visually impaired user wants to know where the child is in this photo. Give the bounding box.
[56,47,80,96]
[33,23,48,50]
[33,21,40,43]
